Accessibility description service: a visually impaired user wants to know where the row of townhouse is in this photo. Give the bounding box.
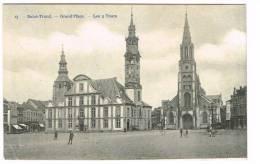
[3,98,49,133]
[224,86,247,129]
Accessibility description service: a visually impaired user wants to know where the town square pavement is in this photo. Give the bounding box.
[4,129,247,159]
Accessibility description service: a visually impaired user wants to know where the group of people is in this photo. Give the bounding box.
[179,128,189,137]
[53,130,74,145]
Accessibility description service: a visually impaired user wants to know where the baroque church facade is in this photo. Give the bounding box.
[45,11,152,132]
[161,12,223,129]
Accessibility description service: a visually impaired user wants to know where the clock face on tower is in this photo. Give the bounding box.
[183,64,190,71]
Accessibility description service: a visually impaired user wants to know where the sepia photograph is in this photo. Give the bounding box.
[3,3,247,160]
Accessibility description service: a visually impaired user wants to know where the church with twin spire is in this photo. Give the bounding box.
[45,10,152,132]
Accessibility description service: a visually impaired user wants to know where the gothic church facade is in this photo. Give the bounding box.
[161,12,223,129]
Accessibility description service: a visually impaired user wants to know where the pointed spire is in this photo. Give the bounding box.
[182,6,192,43]
[130,6,133,26]
[61,43,64,56]
[128,6,136,37]
[58,44,68,74]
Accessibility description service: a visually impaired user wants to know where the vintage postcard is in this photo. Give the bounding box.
[3,4,246,160]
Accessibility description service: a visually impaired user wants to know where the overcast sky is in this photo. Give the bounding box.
[3,4,246,107]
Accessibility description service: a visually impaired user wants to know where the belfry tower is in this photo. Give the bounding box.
[124,8,142,103]
[53,45,72,105]
[178,11,199,129]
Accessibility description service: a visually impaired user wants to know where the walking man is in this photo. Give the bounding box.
[180,128,183,137]
[54,130,58,140]
[185,128,188,137]
[68,130,74,145]
[209,126,213,137]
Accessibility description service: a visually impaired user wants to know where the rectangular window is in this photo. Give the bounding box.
[103,107,108,117]
[91,107,96,118]
[58,119,62,128]
[48,109,52,118]
[138,91,141,101]
[115,106,121,128]
[79,96,84,106]
[68,119,72,129]
[91,95,96,105]
[103,119,108,128]
[116,118,121,128]
[58,109,62,118]
[91,119,96,128]
[79,83,84,92]
[116,106,121,117]
[68,108,72,119]
[48,119,52,128]
[4,115,7,122]
[127,108,130,117]
[4,104,8,113]
[68,97,73,106]
[79,108,84,117]
[131,108,134,117]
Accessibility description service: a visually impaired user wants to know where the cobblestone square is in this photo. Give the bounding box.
[4,130,247,159]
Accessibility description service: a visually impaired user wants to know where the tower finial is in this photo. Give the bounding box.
[131,5,133,16]
[130,6,134,26]
[61,43,64,55]
[185,5,188,17]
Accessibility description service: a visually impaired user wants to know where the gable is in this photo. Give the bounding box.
[73,74,91,81]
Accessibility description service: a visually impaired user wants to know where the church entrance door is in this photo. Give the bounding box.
[127,119,130,131]
[182,114,193,129]
[79,119,84,131]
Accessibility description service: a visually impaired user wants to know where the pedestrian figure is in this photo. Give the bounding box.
[160,120,164,135]
[180,128,183,137]
[209,126,213,137]
[54,131,58,140]
[68,130,74,145]
[185,129,188,137]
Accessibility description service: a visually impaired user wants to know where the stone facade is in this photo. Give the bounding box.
[160,12,223,129]
[52,46,73,106]
[230,86,247,129]
[46,11,152,133]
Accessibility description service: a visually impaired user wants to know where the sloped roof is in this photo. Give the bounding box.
[141,101,152,108]
[206,94,221,100]
[200,94,214,104]
[91,77,133,104]
[24,99,50,111]
[169,95,178,105]
[73,74,91,81]
[22,102,36,111]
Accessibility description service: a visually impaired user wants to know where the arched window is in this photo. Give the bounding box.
[182,75,187,81]
[187,75,192,81]
[185,47,188,58]
[202,112,208,123]
[190,47,193,58]
[184,92,191,107]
